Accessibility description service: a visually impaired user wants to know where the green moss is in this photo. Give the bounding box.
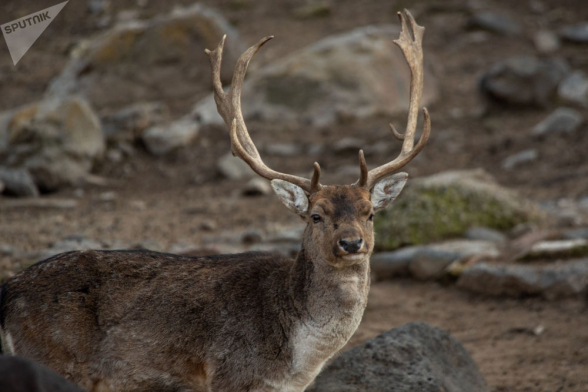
[374,183,541,251]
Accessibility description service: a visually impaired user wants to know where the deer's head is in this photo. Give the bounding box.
[206,10,430,267]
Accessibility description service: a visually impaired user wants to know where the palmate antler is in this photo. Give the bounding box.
[355,9,431,190]
[205,9,429,195]
[205,36,322,195]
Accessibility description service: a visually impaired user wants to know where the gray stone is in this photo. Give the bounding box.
[457,259,588,299]
[0,355,86,392]
[193,25,438,128]
[308,322,489,392]
[469,12,522,35]
[465,227,507,244]
[242,178,272,196]
[534,30,560,54]
[293,1,332,19]
[375,169,545,250]
[307,144,325,155]
[0,97,104,191]
[532,107,583,137]
[0,167,39,197]
[563,228,588,240]
[408,240,501,280]
[558,71,588,107]
[409,248,463,280]
[264,143,303,157]
[560,22,588,43]
[370,247,420,280]
[522,239,588,260]
[480,56,569,106]
[101,102,169,142]
[44,4,245,114]
[501,149,538,170]
[141,117,199,156]
[333,137,365,154]
[217,153,255,180]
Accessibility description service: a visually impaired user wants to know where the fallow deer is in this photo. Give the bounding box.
[0,10,431,392]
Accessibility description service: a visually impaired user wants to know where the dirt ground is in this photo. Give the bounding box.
[1,0,588,391]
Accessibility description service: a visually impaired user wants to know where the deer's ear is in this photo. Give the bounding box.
[371,173,408,212]
[271,180,309,216]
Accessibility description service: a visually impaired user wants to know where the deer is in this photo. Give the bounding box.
[0,10,430,392]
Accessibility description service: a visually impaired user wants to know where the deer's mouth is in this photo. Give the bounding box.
[340,253,367,262]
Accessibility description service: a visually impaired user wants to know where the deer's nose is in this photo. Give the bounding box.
[338,238,363,254]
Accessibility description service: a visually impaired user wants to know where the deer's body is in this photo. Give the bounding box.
[0,10,430,392]
[2,187,371,392]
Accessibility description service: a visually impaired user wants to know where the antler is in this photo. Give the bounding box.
[355,9,431,190]
[205,36,322,194]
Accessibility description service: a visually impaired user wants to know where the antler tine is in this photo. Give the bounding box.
[206,36,322,194]
[355,9,431,190]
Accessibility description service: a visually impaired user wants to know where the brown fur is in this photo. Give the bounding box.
[1,185,380,392]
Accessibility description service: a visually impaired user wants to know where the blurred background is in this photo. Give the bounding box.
[1,0,588,391]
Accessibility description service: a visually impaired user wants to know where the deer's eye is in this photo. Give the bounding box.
[368,213,374,222]
[311,214,322,223]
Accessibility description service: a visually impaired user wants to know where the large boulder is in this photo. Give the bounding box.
[457,259,588,300]
[193,24,439,128]
[0,355,85,392]
[0,96,104,191]
[374,169,544,250]
[44,4,244,115]
[480,56,569,106]
[308,322,489,392]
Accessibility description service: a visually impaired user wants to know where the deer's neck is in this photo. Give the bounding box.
[287,246,370,331]
[279,246,370,389]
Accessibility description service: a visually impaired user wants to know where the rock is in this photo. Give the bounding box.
[558,71,588,107]
[563,228,588,240]
[44,4,245,114]
[560,22,588,43]
[480,56,569,106]
[370,247,419,280]
[409,240,501,280]
[372,239,501,281]
[101,102,169,142]
[307,144,325,155]
[468,12,521,35]
[198,219,218,231]
[0,355,86,392]
[457,259,588,299]
[0,96,104,191]
[141,117,199,156]
[531,107,583,137]
[430,239,501,258]
[242,178,272,196]
[293,1,332,19]
[534,30,560,53]
[408,247,463,280]
[264,143,303,156]
[308,322,489,392]
[521,239,588,260]
[217,153,255,180]
[501,149,538,170]
[374,169,544,250]
[465,226,507,243]
[0,167,39,197]
[332,137,365,154]
[193,25,438,128]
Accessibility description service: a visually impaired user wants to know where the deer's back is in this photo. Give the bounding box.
[1,250,295,390]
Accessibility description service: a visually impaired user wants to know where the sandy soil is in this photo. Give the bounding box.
[1,0,588,391]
